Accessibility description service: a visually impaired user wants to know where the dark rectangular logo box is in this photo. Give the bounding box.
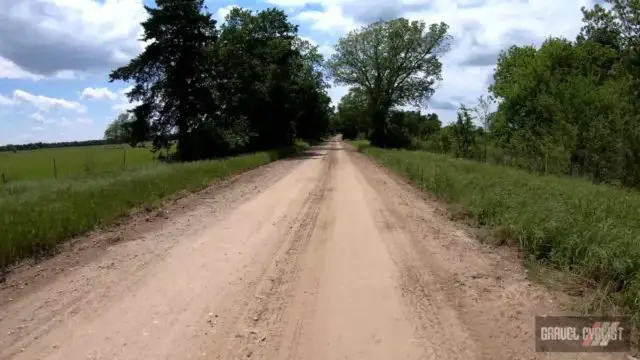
[535,316,631,352]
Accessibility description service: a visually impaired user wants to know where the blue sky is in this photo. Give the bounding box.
[0,0,598,145]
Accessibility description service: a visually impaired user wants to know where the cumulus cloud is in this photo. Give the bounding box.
[29,112,57,125]
[0,0,147,78]
[111,86,141,112]
[0,94,16,106]
[30,112,45,122]
[13,90,86,113]
[296,5,357,34]
[0,57,42,80]
[80,87,118,101]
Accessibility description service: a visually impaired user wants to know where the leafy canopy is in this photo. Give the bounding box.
[327,18,451,147]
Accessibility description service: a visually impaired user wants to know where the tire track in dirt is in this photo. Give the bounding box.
[214,144,336,359]
[0,145,332,360]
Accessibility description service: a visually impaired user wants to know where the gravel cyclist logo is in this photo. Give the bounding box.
[535,316,631,352]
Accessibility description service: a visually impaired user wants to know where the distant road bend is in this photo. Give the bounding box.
[0,140,621,359]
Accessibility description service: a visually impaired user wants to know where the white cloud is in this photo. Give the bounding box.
[31,112,45,122]
[112,101,141,112]
[13,90,86,113]
[56,116,93,129]
[0,93,17,106]
[0,0,147,77]
[0,56,43,80]
[266,0,310,6]
[31,126,44,132]
[214,4,240,24]
[111,86,141,112]
[80,87,118,101]
[296,5,358,34]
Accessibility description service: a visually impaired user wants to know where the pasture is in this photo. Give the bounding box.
[0,145,158,183]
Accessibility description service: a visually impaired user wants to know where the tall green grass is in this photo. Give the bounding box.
[0,146,305,269]
[359,145,640,323]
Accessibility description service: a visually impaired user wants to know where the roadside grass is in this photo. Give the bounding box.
[0,143,308,270]
[0,144,159,183]
[355,142,640,327]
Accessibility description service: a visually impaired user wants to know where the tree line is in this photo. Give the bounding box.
[0,140,122,152]
[488,0,640,187]
[330,0,640,189]
[108,0,331,161]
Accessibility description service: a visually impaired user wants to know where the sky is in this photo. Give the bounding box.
[0,0,600,145]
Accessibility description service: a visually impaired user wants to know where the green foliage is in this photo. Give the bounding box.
[362,147,640,324]
[0,146,306,269]
[104,113,149,147]
[217,8,331,151]
[485,0,640,187]
[110,0,219,160]
[327,18,451,146]
[452,105,477,159]
[110,2,331,161]
[332,88,370,139]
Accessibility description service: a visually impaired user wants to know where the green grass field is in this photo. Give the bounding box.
[356,142,640,326]
[0,145,160,182]
[0,143,307,270]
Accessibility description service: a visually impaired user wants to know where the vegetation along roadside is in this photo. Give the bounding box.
[0,142,308,271]
[355,142,640,331]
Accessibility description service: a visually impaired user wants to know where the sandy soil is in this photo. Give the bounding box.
[0,140,627,360]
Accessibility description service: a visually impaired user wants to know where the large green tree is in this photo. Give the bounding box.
[216,8,331,150]
[333,88,369,139]
[327,18,452,147]
[109,0,218,160]
[104,113,133,144]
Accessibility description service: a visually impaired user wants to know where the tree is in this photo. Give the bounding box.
[422,113,441,137]
[104,113,132,144]
[474,95,493,161]
[216,8,331,150]
[109,0,219,161]
[104,113,149,147]
[333,88,369,139]
[453,105,476,159]
[327,18,452,147]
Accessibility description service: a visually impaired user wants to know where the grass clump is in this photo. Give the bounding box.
[360,145,640,324]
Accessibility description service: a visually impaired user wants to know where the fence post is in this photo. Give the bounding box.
[1,172,6,184]
[123,149,127,169]
[53,157,57,180]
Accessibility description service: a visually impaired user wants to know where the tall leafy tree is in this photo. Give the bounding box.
[215,8,331,149]
[333,88,370,139]
[109,0,218,160]
[327,18,452,147]
[104,113,133,144]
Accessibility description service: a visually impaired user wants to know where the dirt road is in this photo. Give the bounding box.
[0,141,625,359]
